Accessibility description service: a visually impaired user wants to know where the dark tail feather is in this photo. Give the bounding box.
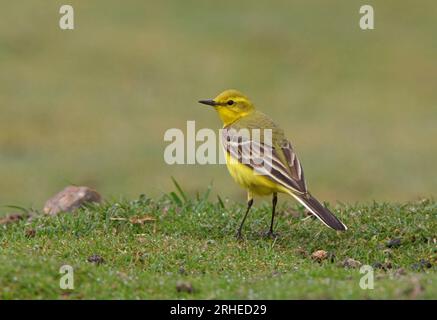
[289,192,347,231]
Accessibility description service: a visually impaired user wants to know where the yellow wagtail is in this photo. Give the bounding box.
[199,89,347,238]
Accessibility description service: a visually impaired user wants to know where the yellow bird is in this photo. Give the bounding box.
[199,89,347,238]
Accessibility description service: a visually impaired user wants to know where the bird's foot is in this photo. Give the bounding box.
[235,230,244,241]
[263,230,279,239]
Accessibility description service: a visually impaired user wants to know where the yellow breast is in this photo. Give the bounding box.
[225,153,284,196]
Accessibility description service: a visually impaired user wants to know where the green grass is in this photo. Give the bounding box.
[0,1,436,299]
[1,191,435,299]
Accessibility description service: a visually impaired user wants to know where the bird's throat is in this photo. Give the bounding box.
[216,107,252,126]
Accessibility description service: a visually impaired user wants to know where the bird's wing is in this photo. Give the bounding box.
[278,140,307,191]
[221,127,307,194]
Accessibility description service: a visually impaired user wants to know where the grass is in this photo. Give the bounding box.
[0,1,436,300]
[1,188,435,299]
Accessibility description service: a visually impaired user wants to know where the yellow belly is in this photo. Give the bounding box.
[225,153,287,196]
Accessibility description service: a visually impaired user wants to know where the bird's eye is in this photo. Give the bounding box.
[227,100,234,105]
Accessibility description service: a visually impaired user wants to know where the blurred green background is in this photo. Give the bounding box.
[1,1,436,210]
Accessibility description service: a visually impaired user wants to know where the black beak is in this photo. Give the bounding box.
[198,99,217,106]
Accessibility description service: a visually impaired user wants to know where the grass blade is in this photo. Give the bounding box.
[217,195,225,209]
[171,177,187,203]
[3,205,32,214]
[169,192,183,207]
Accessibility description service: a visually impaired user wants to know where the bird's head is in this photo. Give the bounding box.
[199,89,255,126]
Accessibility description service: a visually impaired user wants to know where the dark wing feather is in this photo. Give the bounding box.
[280,141,307,191]
[221,128,307,194]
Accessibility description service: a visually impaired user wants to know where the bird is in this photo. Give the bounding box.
[198,89,347,238]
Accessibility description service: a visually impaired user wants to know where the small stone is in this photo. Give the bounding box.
[44,186,102,215]
[411,259,432,271]
[342,258,362,269]
[0,213,25,225]
[311,250,328,262]
[87,254,105,265]
[419,259,432,269]
[372,261,392,270]
[25,228,36,238]
[386,238,401,248]
[178,267,186,275]
[176,281,193,293]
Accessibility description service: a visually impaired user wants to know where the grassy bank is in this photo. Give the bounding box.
[1,191,435,299]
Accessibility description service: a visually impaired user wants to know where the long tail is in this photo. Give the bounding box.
[287,191,347,231]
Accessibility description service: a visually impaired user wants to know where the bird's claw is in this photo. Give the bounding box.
[263,230,279,239]
[235,231,244,240]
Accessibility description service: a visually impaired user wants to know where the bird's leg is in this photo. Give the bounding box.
[265,192,278,238]
[236,193,253,239]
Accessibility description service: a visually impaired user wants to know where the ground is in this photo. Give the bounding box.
[1,189,435,299]
[1,1,436,300]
